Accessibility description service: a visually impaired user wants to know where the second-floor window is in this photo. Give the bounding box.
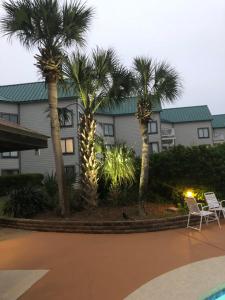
[103,124,114,136]
[148,121,158,134]
[198,128,209,139]
[60,109,73,127]
[61,138,74,154]
[2,151,18,158]
[0,112,18,123]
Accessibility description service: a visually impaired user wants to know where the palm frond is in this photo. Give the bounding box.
[132,56,182,114]
[1,0,94,50]
[102,144,136,189]
[153,61,183,104]
[63,47,133,113]
[63,51,93,108]
[62,0,94,48]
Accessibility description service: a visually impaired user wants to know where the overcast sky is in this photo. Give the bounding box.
[0,0,224,113]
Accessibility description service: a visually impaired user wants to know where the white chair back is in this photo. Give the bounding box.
[204,192,220,209]
[185,197,200,214]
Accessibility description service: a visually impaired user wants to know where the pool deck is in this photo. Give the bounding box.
[1,221,225,300]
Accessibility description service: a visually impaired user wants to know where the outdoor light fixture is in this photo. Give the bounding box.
[185,190,194,198]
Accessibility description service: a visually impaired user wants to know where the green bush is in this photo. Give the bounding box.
[3,185,46,218]
[148,144,225,204]
[0,173,44,196]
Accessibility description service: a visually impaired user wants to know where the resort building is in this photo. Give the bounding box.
[0,81,224,176]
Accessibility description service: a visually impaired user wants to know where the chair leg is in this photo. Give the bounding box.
[215,212,221,229]
[187,214,191,228]
[199,215,203,231]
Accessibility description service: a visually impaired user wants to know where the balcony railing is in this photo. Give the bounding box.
[161,128,175,138]
[213,133,225,142]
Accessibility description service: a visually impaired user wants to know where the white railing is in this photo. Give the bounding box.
[213,133,225,141]
[161,128,175,137]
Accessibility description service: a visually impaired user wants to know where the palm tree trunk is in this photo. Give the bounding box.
[80,113,99,206]
[48,78,69,217]
[138,120,149,215]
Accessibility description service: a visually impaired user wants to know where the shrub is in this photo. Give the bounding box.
[0,173,44,196]
[3,185,46,218]
[149,144,225,204]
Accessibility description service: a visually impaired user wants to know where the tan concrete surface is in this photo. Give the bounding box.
[0,222,225,300]
[0,270,48,300]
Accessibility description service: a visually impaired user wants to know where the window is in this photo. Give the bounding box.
[150,142,159,154]
[2,151,18,158]
[60,109,73,127]
[148,121,158,134]
[198,128,209,139]
[103,124,114,136]
[1,169,19,176]
[64,165,76,177]
[61,138,74,154]
[0,112,18,123]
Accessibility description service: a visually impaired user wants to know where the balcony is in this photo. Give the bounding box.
[213,133,225,143]
[161,128,175,139]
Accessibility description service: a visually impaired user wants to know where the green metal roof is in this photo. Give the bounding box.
[160,105,212,123]
[0,81,162,114]
[212,114,225,128]
[0,81,75,103]
[98,97,162,115]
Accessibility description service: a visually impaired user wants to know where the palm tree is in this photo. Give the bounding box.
[101,144,136,190]
[132,57,182,214]
[1,0,93,216]
[63,48,133,206]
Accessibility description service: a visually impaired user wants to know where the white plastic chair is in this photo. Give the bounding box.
[204,192,225,218]
[185,197,221,231]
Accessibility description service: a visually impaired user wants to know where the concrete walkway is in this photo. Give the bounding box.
[1,222,225,300]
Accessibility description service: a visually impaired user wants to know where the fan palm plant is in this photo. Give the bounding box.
[1,0,93,216]
[102,144,136,191]
[132,57,182,214]
[63,48,134,206]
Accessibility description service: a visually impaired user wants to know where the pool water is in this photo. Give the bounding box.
[205,289,225,300]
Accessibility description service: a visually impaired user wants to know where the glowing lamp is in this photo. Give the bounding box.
[186,190,194,198]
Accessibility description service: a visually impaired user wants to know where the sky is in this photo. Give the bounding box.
[0,0,225,113]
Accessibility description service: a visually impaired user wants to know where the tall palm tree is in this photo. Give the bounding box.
[1,0,93,216]
[132,57,182,214]
[63,48,133,206]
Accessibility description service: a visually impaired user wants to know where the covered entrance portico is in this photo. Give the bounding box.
[0,118,48,152]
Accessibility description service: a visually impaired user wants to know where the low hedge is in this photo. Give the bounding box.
[0,173,44,196]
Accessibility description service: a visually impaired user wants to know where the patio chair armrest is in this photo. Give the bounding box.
[197,203,203,210]
[219,200,225,207]
[202,205,209,211]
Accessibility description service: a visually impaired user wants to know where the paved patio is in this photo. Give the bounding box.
[1,221,225,300]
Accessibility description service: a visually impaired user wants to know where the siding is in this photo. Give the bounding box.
[0,103,19,174]
[20,100,79,175]
[95,115,115,145]
[114,113,161,156]
[174,121,213,146]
